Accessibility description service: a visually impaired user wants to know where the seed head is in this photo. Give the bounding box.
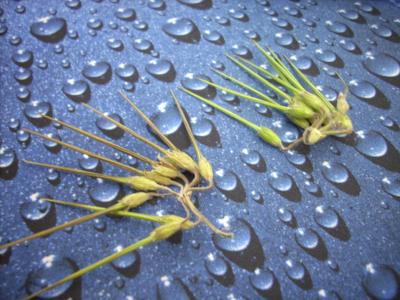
[294,91,327,115]
[198,155,213,183]
[143,171,175,186]
[257,126,283,148]
[126,176,163,191]
[160,150,198,174]
[119,192,152,208]
[161,215,195,230]
[150,221,183,241]
[152,164,181,178]
[336,92,350,114]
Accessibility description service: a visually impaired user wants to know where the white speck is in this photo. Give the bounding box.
[316,48,323,54]
[67,78,76,84]
[42,254,55,268]
[322,161,331,168]
[318,289,327,297]
[161,275,171,287]
[366,263,376,274]
[216,169,224,177]
[254,268,261,275]
[157,102,167,113]
[217,215,231,230]
[88,60,97,66]
[207,253,215,261]
[30,192,40,202]
[382,177,391,184]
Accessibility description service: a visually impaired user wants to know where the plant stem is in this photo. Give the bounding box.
[24,235,156,300]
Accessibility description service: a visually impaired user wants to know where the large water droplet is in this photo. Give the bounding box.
[363,53,400,78]
[162,17,200,43]
[145,58,175,82]
[82,60,112,84]
[30,17,67,42]
[362,263,399,300]
[62,79,91,103]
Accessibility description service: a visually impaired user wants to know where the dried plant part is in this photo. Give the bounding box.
[1,91,232,300]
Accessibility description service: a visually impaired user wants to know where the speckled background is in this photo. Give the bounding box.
[0,0,399,299]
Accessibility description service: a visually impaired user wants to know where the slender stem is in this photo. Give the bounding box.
[41,198,165,223]
[23,160,134,185]
[24,128,143,175]
[1,203,126,250]
[199,77,290,112]
[42,115,156,166]
[235,56,302,95]
[118,91,178,151]
[211,68,278,104]
[170,90,202,160]
[180,87,260,131]
[82,103,168,155]
[24,235,156,300]
[226,54,292,101]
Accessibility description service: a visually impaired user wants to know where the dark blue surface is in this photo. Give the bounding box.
[0,0,399,299]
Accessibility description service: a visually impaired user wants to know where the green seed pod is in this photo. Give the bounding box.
[152,164,181,178]
[143,171,175,186]
[256,126,283,148]
[160,150,198,174]
[125,176,162,191]
[198,155,213,183]
[119,192,152,208]
[150,221,183,241]
[294,91,329,116]
[286,116,310,129]
[303,127,326,145]
[287,101,315,119]
[161,215,195,230]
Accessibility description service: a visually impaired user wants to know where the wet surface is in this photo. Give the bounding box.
[0,0,399,299]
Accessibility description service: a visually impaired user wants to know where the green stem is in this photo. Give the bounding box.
[24,128,143,175]
[82,103,169,155]
[41,198,165,223]
[1,203,125,250]
[42,115,156,166]
[119,91,178,151]
[180,88,259,131]
[24,235,155,300]
[226,54,292,101]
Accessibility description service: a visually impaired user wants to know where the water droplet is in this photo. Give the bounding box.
[181,73,216,98]
[205,254,230,281]
[285,259,306,281]
[62,79,91,103]
[107,38,124,51]
[20,193,55,232]
[65,0,81,9]
[82,61,112,84]
[87,18,103,30]
[30,16,67,42]
[370,23,395,40]
[25,256,78,298]
[314,205,339,229]
[0,147,18,179]
[203,29,224,45]
[249,268,275,293]
[325,20,352,36]
[14,68,32,85]
[275,32,297,48]
[321,161,349,184]
[111,246,140,276]
[145,58,175,82]
[362,263,399,300]
[89,181,122,207]
[349,80,377,100]
[231,44,252,59]
[278,207,295,226]
[148,0,166,11]
[24,101,52,126]
[133,38,153,53]
[269,171,293,192]
[228,9,248,22]
[382,177,400,198]
[240,149,265,172]
[116,63,138,81]
[355,130,388,158]
[12,49,33,67]
[115,7,136,21]
[363,53,400,78]
[315,49,340,66]
[162,17,199,43]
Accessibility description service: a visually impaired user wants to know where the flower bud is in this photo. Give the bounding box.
[257,126,283,148]
[119,192,152,208]
[198,155,213,183]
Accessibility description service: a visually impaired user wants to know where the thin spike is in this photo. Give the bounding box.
[284,56,335,112]
[24,235,155,300]
[41,198,165,223]
[226,54,292,101]
[82,103,168,155]
[211,68,278,104]
[23,128,143,175]
[23,160,132,185]
[235,56,302,95]
[169,90,201,159]
[118,91,178,151]
[42,115,157,166]
[198,77,290,112]
[180,87,259,131]
[1,203,125,250]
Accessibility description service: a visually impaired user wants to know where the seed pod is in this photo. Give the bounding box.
[303,127,325,145]
[161,215,195,230]
[149,221,183,241]
[124,176,163,191]
[143,171,175,186]
[198,155,213,183]
[286,116,310,129]
[294,91,329,116]
[336,92,350,114]
[256,126,283,148]
[119,192,153,208]
[152,164,181,178]
[286,101,315,119]
[161,150,198,174]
